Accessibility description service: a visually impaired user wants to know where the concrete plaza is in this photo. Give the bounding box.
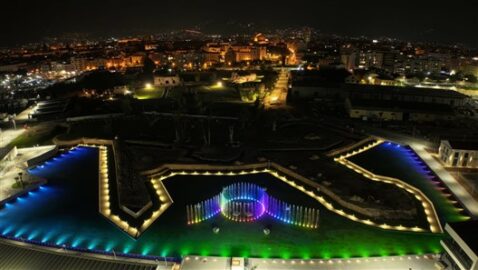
[0,145,56,203]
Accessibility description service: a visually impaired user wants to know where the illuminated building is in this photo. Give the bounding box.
[253,33,269,45]
[341,52,357,70]
[153,73,181,87]
[439,140,478,168]
[105,57,126,69]
[201,42,230,65]
[105,55,145,70]
[225,46,267,64]
[70,57,107,71]
[126,54,145,67]
[357,51,384,69]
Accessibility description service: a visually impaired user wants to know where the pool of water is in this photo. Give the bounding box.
[0,147,134,254]
[0,146,445,259]
[348,142,468,224]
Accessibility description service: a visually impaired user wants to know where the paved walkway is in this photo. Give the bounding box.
[16,146,56,162]
[411,143,478,217]
[265,69,289,108]
[15,104,38,122]
[181,255,439,270]
[0,168,25,203]
[0,129,24,148]
[0,145,56,203]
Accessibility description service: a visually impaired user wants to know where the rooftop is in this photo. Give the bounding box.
[448,220,478,255]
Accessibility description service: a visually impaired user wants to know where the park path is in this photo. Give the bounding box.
[266,69,289,108]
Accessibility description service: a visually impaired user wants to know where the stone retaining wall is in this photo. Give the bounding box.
[0,178,46,206]
[326,137,376,157]
[54,137,153,218]
[26,146,59,167]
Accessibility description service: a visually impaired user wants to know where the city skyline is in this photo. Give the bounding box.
[1,0,478,47]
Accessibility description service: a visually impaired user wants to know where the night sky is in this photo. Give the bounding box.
[2,0,477,47]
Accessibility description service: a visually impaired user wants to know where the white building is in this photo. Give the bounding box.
[231,72,259,84]
[439,140,478,168]
[440,221,478,270]
[153,74,181,87]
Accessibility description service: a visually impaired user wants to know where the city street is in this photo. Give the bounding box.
[265,69,289,108]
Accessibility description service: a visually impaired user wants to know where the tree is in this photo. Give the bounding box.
[465,74,477,83]
[120,97,133,114]
[143,57,156,76]
[14,177,20,188]
[239,107,252,129]
[228,125,234,144]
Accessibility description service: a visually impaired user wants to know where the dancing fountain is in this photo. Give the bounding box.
[186,182,320,229]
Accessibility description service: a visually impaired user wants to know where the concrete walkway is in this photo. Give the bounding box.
[15,104,38,122]
[0,168,25,203]
[16,145,57,163]
[0,129,24,148]
[181,254,439,270]
[0,145,56,203]
[411,143,478,217]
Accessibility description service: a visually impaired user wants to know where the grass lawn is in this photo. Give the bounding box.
[134,87,164,100]
[8,125,66,148]
[196,85,241,103]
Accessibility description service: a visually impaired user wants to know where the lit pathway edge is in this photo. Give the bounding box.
[85,141,442,239]
[143,162,439,235]
[91,144,173,238]
[334,140,443,233]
